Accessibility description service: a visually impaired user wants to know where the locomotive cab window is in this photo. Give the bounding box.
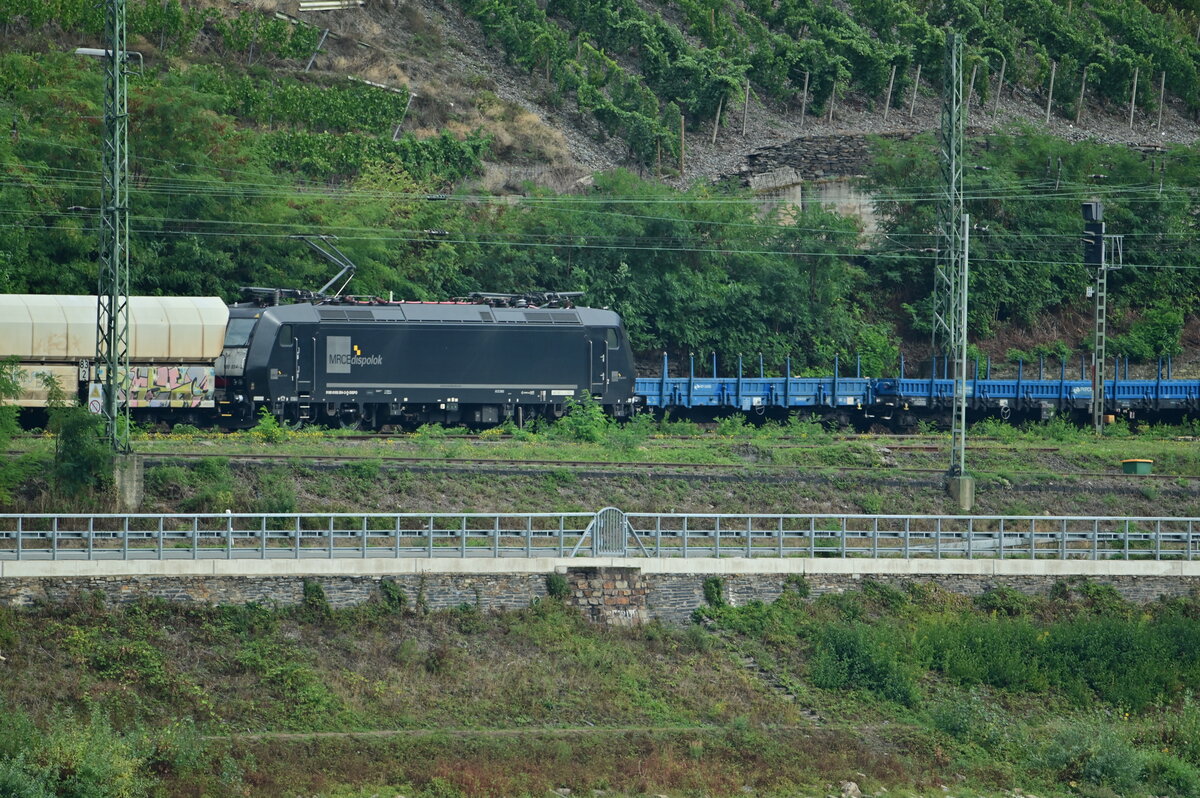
[279,325,293,347]
[606,329,619,349]
[223,318,257,348]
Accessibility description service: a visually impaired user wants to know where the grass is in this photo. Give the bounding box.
[6,583,1200,796]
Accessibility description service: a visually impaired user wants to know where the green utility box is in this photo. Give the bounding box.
[1121,459,1153,475]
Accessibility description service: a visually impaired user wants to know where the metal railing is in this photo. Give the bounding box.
[0,509,1197,561]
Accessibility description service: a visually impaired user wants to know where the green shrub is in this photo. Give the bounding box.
[549,393,610,443]
[861,579,907,611]
[252,406,289,444]
[1041,719,1143,794]
[1144,751,1200,798]
[916,616,1047,691]
[47,404,113,495]
[715,414,751,437]
[810,622,918,706]
[235,639,339,726]
[298,580,332,623]
[1111,304,1184,362]
[782,574,810,599]
[144,465,190,496]
[379,579,408,613]
[975,586,1034,617]
[703,576,726,608]
[545,572,570,600]
[930,697,977,740]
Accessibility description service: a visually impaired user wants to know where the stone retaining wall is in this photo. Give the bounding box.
[741,132,916,184]
[3,569,1195,625]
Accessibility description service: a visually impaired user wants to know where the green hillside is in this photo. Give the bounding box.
[0,0,1198,368]
[5,579,1200,796]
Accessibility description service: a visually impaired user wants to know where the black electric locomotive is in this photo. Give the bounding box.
[216,294,638,429]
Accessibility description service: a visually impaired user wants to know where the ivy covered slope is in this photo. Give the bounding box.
[462,0,1200,165]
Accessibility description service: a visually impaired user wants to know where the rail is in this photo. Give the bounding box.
[0,510,1197,561]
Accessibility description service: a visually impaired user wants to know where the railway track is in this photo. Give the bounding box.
[136,450,1196,483]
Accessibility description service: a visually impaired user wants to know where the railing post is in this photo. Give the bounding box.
[493,516,500,557]
[809,517,816,558]
[936,518,942,559]
[328,517,334,559]
[1092,519,1099,560]
[1124,519,1130,560]
[463,517,469,558]
[777,517,784,557]
[193,516,200,560]
[429,515,435,558]
[999,518,1005,559]
[746,517,753,558]
[841,516,847,558]
[715,516,721,558]
[683,516,689,558]
[656,516,663,558]
[967,518,973,559]
[15,516,21,560]
[1156,520,1162,561]
[526,516,533,557]
[1059,519,1067,560]
[362,516,368,558]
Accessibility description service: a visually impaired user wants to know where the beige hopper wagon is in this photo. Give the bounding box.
[0,295,228,408]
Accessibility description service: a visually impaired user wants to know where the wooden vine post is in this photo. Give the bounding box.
[991,55,1005,117]
[711,95,723,145]
[827,81,836,123]
[679,114,685,176]
[883,63,896,122]
[1157,71,1166,129]
[1129,66,1139,129]
[799,71,810,128]
[742,78,750,137]
[909,63,921,119]
[1045,61,1056,123]
[1076,67,1087,125]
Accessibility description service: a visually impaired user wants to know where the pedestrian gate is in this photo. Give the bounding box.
[571,506,646,557]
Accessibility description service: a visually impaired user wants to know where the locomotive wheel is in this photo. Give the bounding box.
[360,404,385,432]
[317,403,360,430]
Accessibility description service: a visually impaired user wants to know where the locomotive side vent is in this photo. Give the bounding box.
[345,310,375,321]
[479,311,494,322]
[524,311,553,323]
[550,311,581,324]
[319,309,348,320]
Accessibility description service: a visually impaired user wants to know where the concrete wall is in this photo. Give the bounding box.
[4,558,1198,625]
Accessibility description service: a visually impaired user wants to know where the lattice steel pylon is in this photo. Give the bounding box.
[98,0,131,452]
[933,32,969,480]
